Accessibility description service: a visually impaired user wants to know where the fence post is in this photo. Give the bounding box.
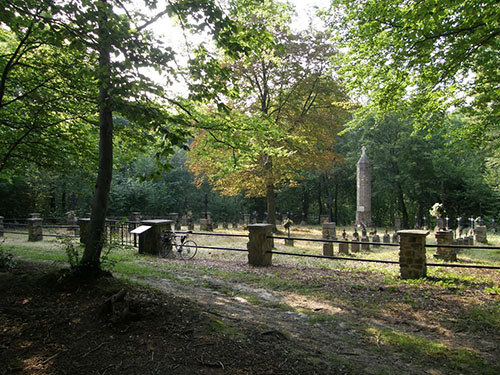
[398,230,429,279]
[27,217,43,242]
[79,218,91,244]
[141,220,173,255]
[0,216,3,237]
[247,224,273,266]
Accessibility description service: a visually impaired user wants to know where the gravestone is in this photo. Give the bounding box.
[392,231,399,243]
[200,218,213,231]
[371,230,380,245]
[322,222,336,256]
[382,229,390,244]
[361,227,370,251]
[474,225,487,243]
[339,230,349,255]
[244,214,251,227]
[434,230,456,262]
[187,215,194,230]
[351,229,360,253]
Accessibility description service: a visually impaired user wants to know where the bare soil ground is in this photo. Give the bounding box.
[2,254,500,375]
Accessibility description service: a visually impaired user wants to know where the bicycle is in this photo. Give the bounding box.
[159,230,198,260]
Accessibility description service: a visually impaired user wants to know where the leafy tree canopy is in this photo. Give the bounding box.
[328,0,500,144]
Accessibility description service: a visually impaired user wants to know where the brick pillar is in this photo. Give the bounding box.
[141,220,173,256]
[0,216,4,237]
[434,230,456,262]
[322,222,336,256]
[247,224,273,266]
[398,230,429,279]
[27,217,43,241]
[79,218,91,244]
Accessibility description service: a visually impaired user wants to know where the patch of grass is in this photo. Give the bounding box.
[366,328,500,374]
[455,302,500,334]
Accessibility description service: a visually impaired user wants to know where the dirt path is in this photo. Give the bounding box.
[133,259,459,375]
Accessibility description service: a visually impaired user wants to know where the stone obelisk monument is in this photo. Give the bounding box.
[356,146,372,226]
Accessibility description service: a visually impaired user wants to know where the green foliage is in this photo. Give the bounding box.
[328,0,500,136]
[58,236,81,270]
[0,245,15,270]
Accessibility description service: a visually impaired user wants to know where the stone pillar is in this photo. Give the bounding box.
[434,230,456,262]
[141,220,173,255]
[247,224,273,266]
[322,222,336,256]
[131,212,141,224]
[79,218,91,244]
[474,225,487,243]
[0,216,4,237]
[398,230,429,279]
[27,217,43,241]
[356,146,372,226]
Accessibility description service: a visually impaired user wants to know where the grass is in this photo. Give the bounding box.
[2,226,500,375]
[366,327,500,374]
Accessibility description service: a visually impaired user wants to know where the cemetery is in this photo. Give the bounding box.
[2,0,500,374]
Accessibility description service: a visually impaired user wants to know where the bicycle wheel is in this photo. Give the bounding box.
[159,235,173,257]
[178,239,197,260]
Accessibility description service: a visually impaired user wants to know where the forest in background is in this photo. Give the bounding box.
[1,111,497,227]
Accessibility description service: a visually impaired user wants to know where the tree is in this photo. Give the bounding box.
[187,2,349,229]
[328,0,500,140]
[2,0,245,276]
[0,1,99,176]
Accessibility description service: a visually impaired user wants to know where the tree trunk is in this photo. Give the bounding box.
[397,184,408,229]
[317,176,322,224]
[266,183,277,232]
[333,175,339,224]
[301,185,309,225]
[80,1,113,275]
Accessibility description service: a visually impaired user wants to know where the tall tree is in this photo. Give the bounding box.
[2,0,245,275]
[328,0,500,140]
[187,3,349,229]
